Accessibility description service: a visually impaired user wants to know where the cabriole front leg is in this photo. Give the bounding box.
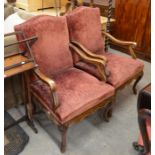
[99,101,113,122]
[104,102,113,122]
[58,125,68,153]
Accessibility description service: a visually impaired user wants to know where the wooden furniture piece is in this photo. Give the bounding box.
[16,0,55,11]
[101,16,115,31]
[133,84,151,155]
[14,15,115,153]
[16,0,68,11]
[4,31,38,133]
[105,0,113,50]
[7,0,16,2]
[111,0,151,61]
[66,6,144,94]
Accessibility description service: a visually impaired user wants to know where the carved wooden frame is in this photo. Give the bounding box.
[102,31,137,59]
[102,31,144,94]
[69,43,107,81]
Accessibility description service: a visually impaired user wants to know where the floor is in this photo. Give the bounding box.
[7,49,151,155]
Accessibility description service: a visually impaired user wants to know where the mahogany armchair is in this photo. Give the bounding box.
[14,15,115,152]
[66,6,144,94]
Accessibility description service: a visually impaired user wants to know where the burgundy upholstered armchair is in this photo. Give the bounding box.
[14,15,115,152]
[66,6,144,94]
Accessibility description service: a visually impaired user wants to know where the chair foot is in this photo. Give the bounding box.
[133,72,144,94]
[58,125,68,153]
[26,119,38,133]
[133,142,144,154]
[108,108,112,118]
[104,102,113,122]
[98,102,113,122]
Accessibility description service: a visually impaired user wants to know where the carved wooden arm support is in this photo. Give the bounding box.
[102,31,137,59]
[69,43,107,81]
[33,68,60,110]
[71,40,107,63]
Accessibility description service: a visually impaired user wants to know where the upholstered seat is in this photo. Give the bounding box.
[76,52,144,88]
[66,6,144,91]
[31,67,114,123]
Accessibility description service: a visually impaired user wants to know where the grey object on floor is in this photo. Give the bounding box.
[4,111,29,155]
[8,49,150,155]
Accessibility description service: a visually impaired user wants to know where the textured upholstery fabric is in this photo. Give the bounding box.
[14,15,73,77]
[75,61,100,79]
[76,53,144,88]
[31,68,114,123]
[66,6,104,56]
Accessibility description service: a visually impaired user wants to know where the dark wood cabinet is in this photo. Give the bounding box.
[111,0,151,61]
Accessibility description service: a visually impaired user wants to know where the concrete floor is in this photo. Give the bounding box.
[8,49,151,155]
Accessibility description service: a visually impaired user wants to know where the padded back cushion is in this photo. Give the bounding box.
[66,6,104,54]
[14,15,73,76]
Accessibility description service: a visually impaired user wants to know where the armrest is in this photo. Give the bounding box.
[71,40,107,62]
[69,43,107,81]
[102,31,137,59]
[33,68,60,110]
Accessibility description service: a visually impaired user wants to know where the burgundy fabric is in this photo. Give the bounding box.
[31,68,114,123]
[14,15,73,77]
[31,80,54,109]
[66,6,104,59]
[75,61,100,79]
[75,52,144,88]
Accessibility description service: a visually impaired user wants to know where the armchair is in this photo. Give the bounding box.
[66,6,144,94]
[14,15,115,152]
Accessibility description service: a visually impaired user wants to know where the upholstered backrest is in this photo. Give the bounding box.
[66,6,104,54]
[14,15,73,77]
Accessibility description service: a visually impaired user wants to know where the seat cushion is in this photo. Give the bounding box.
[75,53,144,88]
[66,6,104,56]
[31,68,114,123]
[14,15,73,77]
